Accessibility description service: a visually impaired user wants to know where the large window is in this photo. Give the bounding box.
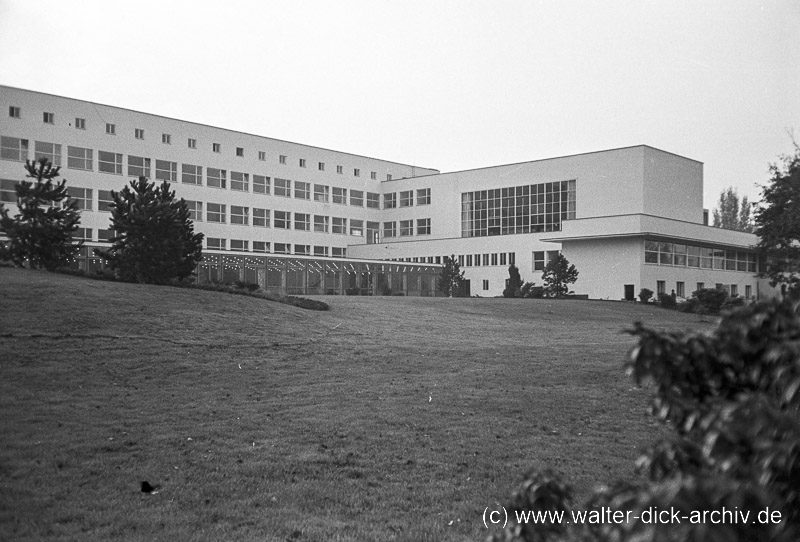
[231,206,249,225]
[332,187,347,204]
[294,212,310,231]
[207,203,226,223]
[230,240,249,251]
[185,200,202,221]
[332,217,347,234]
[399,219,413,236]
[350,190,364,207]
[384,193,396,209]
[254,175,270,194]
[1,136,29,161]
[207,168,226,189]
[400,190,413,207]
[383,221,396,238]
[274,210,291,229]
[67,187,92,211]
[35,141,62,166]
[99,151,123,174]
[461,180,576,237]
[231,171,249,191]
[314,215,329,233]
[294,181,310,200]
[0,179,17,202]
[644,239,758,273]
[417,188,431,205]
[367,192,380,209]
[314,184,329,203]
[128,155,151,178]
[98,190,114,212]
[350,219,363,236]
[155,160,177,182]
[207,238,226,250]
[67,146,93,170]
[275,178,291,197]
[417,218,431,235]
[182,164,202,185]
[253,208,270,227]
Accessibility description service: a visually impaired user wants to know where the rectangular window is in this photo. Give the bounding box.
[185,200,202,221]
[207,203,226,223]
[207,168,227,189]
[274,178,291,197]
[491,253,498,266]
[182,163,202,185]
[67,146,93,170]
[9,106,20,118]
[231,206,249,225]
[207,238,226,251]
[253,241,270,253]
[697,282,705,292]
[399,220,413,236]
[383,221,396,238]
[354,168,360,177]
[106,123,116,135]
[367,192,380,209]
[231,171,249,191]
[676,281,685,298]
[274,210,291,229]
[332,217,347,234]
[533,251,545,271]
[510,252,515,266]
[135,128,144,139]
[34,141,62,166]
[314,246,329,257]
[417,218,431,235]
[294,244,310,256]
[299,158,306,168]
[350,219,363,236]
[314,215,329,233]
[349,190,364,207]
[318,162,325,171]
[0,179,17,202]
[370,171,377,180]
[332,247,346,258]
[314,184,329,202]
[253,208,270,227]
[384,193,396,209]
[274,243,290,254]
[188,138,197,149]
[387,174,392,181]
[730,284,738,297]
[745,285,752,298]
[98,228,115,242]
[75,118,86,129]
[258,151,266,161]
[657,280,666,295]
[483,280,489,291]
[500,253,507,266]
[43,112,54,124]
[294,181,310,200]
[98,151,123,174]
[155,160,177,182]
[236,147,244,157]
[253,175,270,194]
[213,143,221,153]
[127,155,151,178]
[400,190,413,207]
[74,228,92,241]
[336,165,343,174]
[230,239,249,251]
[294,212,310,231]
[98,190,114,212]
[417,188,431,205]
[162,133,171,144]
[466,255,473,266]
[67,187,92,211]
[332,187,347,204]
[279,155,287,164]
[1,136,29,161]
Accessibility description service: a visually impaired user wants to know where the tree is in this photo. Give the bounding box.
[503,264,524,298]
[437,254,464,297]
[712,187,754,232]
[541,253,578,297]
[754,145,800,296]
[96,177,204,284]
[0,158,82,270]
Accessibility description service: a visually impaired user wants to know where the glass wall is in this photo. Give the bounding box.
[644,239,759,273]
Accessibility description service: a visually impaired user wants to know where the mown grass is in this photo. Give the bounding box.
[0,267,715,541]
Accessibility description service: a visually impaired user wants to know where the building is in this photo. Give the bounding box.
[0,86,778,299]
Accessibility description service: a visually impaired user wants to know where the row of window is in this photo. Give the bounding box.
[389,252,518,267]
[644,240,759,273]
[655,280,752,299]
[205,238,346,257]
[6,108,396,178]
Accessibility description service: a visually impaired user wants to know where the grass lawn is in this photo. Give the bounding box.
[0,267,715,541]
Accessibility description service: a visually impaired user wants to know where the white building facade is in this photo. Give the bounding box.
[0,86,778,299]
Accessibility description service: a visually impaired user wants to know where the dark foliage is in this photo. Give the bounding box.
[438,254,465,297]
[541,253,578,297]
[692,287,729,314]
[638,288,653,303]
[657,291,677,309]
[504,264,524,298]
[520,282,543,299]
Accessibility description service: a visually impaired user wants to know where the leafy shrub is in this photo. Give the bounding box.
[657,291,677,309]
[520,282,544,298]
[638,288,653,303]
[234,280,260,292]
[722,295,746,311]
[692,287,729,314]
[676,298,700,313]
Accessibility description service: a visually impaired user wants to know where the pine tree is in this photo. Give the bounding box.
[503,264,523,298]
[712,187,754,233]
[96,177,204,284]
[437,254,465,297]
[0,158,82,270]
[541,253,578,297]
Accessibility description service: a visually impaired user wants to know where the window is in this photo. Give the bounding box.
[354,168,360,177]
[400,220,413,236]
[43,112,54,124]
[332,187,347,204]
[314,215,329,233]
[510,252,516,265]
[318,162,325,171]
[294,181,310,200]
[399,190,413,207]
[350,190,364,207]
[231,171,249,191]
[384,193,396,209]
[188,138,197,149]
[676,281,685,298]
[67,146,93,170]
[253,208,270,227]
[9,106,20,118]
[207,203,226,223]
[294,244,310,256]
[75,118,86,130]
[417,188,431,205]
[332,217,347,234]
[98,151,123,174]
[161,133,171,144]
[294,212,310,231]
[314,184,329,203]
[0,179,17,202]
[417,218,431,235]
[274,243,290,254]
[230,240,249,251]
[483,280,489,291]
[336,165,343,174]
[274,210,291,229]
[98,190,114,212]
[491,253,498,266]
[74,228,92,241]
[383,221,396,238]
[253,175,270,194]
[350,219,363,236]
[500,253,507,266]
[207,238,226,250]
[231,206,249,225]
[155,160,177,182]
[258,151,266,161]
[367,192,380,209]
[370,171,377,180]
[182,163,202,185]
[314,246,329,257]
[128,155,151,178]
[67,187,92,210]
[332,247,346,258]
[185,200,203,221]
[253,241,270,253]
[1,136,28,161]
[279,155,287,164]
[274,178,291,197]
[98,229,115,242]
[34,141,62,166]
[207,168,227,189]
[657,280,666,295]
[466,255,474,266]
[299,158,306,168]
[133,128,144,139]
[236,147,244,157]
[745,285,752,298]
[730,284,738,297]
[106,123,116,135]
[533,251,545,271]
[213,143,221,153]
[387,174,392,181]
[697,282,704,292]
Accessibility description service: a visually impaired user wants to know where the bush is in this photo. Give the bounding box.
[692,287,728,314]
[234,280,259,292]
[676,298,700,313]
[520,282,544,299]
[722,295,746,311]
[638,288,653,303]
[657,291,677,309]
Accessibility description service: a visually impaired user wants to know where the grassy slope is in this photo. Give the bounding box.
[0,268,714,541]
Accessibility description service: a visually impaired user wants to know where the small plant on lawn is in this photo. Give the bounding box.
[541,253,578,297]
[438,254,465,297]
[0,158,82,270]
[503,264,524,298]
[96,177,204,284]
[638,288,653,303]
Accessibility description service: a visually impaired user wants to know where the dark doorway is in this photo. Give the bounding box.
[624,284,635,301]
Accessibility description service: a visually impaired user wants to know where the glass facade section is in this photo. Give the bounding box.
[644,238,758,273]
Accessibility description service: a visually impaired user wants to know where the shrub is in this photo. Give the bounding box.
[234,280,259,292]
[722,295,746,311]
[692,287,728,314]
[657,291,677,309]
[520,282,544,298]
[676,298,699,313]
[638,288,653,303]
[503,264,524,298]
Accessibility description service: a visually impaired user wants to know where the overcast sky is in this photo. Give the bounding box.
[1,0,798,208]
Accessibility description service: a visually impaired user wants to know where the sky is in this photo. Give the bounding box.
[0,0,798,209]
